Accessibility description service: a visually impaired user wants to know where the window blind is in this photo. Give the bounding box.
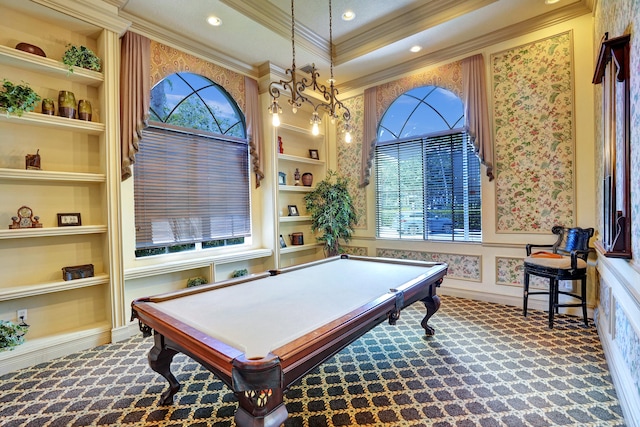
[375,131,481,241]
[134,126,250,249]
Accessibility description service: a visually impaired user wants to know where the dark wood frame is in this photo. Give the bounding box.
[287,205,299,216]
[57,212,82,227]
[309,149,319,160]
[592,33,631,258]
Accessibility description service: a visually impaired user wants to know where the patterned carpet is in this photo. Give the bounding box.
[0,296,626,427]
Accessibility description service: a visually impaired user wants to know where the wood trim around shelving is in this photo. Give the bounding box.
[0,112,105,135]
[0,168,106,183]
[0,44,104,86]
[0,274,110,301]
[0,225,108,240]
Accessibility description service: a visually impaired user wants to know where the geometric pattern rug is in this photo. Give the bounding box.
[0,296,626,426]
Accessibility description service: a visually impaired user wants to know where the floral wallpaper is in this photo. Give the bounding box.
[150,41,245,112]
[376,248,481,281]
[595,0,640,266]
[495,257,546,288]
[615,301,640,398]
[338,95,367,229]
[491,32,575,233]
[594,0,640,406]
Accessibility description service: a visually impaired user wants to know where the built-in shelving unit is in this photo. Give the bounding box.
[272,100,334,268]
[0,1,127,374]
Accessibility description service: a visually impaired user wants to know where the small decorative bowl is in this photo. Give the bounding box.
[15,42,46,57]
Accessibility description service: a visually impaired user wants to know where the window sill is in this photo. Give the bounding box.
[124,247,272,280]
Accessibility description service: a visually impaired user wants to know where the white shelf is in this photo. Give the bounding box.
[280,215,311,223]
[0,44,104,86]
[278,153,325,165]
[0,111,105,135]
[278,184,314,192]
[0,274,109,301]
[279,122,324,136]
[0,168,105,183]
[280,242,322,254]
[0,225,107,240]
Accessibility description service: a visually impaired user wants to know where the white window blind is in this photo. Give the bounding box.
[134,126,250,249]
[376,132,481,241]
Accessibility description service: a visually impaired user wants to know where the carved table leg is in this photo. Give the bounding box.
[148,333,181,405]
[420,294,441,336]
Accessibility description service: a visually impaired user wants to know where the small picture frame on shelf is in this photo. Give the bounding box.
[309,149,319,160]
[288,205,299,216]
[278,172,286,185]
[57,213,81,227]
[279,234,287,248]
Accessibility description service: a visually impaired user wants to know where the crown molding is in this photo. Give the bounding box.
[339,0,592,95]
[220,0,329,59]
[119,11,257,78]
[32,0,130,35]
[334,0,496,65]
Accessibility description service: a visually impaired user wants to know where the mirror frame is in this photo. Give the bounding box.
[592,33,631,258]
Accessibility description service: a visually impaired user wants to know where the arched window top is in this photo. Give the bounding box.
[377,85,464,142]
[149,72,246,138]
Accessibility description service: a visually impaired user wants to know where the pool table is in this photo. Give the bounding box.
[131,254,447,427]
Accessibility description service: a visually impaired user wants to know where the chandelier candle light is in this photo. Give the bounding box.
[268,0,352,143]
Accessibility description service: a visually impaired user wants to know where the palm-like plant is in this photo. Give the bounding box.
[304,170,358,257]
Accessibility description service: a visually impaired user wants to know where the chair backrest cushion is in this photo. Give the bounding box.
[564,228,590,251]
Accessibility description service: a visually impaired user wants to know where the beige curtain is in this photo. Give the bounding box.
[462,54,494,181]
[244,76,265,187]
[120,31,150,181]
[360,86,378,187]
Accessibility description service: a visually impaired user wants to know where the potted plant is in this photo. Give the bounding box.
[304,170,358,257]
[186,276,208,287]
[62,44,101,73]
[0,320,29,351]
[0,79,41,117]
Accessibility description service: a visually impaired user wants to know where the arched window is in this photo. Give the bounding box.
[134,72,250,256]
[375,86,481,242]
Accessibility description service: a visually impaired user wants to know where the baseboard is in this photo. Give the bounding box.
[111,322,143,342]
[439,288,594,319]
[0,325,111,376]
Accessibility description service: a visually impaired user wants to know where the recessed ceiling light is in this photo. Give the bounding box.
[207,16,222,26]
[545,0,560,4]
[342,10,355,21]
[410,45,422,53]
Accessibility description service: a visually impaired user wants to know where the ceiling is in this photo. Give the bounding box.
[11,0,593,94]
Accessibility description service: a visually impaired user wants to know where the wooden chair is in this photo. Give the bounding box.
[523,226,594,328]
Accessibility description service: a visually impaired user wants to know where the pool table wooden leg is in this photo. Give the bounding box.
[420,294,441,336]
[234,389,288,427]
[148,333,181,405]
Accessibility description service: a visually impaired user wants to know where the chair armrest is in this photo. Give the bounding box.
[570,249,591,269]
[525,243,554,256]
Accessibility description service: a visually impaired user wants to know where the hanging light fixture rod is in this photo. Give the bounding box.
[268,0,352,142]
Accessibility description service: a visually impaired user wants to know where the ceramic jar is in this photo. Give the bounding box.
[301,172,313,186]
[77,100,92,121]
[289,232,304,245]
[41,98,55,115]
[58,90,76,119]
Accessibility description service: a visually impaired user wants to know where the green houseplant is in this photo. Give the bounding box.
[0,320,29,351]
[62,44,101,73]
[304,170,358,257]
[0,79,41,117]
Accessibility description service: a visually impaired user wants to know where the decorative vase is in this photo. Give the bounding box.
[77,100,92,121]
[58,90,76,119]
[301,172,313,187]
[41,98,54,115]
[289,232,304,245]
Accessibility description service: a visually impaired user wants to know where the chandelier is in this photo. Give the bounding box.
[268,0,352,142]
